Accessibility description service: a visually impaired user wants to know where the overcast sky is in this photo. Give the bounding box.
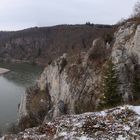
[0,0,138,31]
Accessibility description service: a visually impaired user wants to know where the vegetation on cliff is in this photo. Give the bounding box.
[0,25,115,65]
[100,59,122,108]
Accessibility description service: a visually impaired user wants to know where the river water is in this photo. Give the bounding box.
[0,62,43,132]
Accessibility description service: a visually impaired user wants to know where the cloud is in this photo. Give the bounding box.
[0,0,138,30]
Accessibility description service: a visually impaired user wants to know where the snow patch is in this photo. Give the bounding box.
[131,106,140,115]
[116,135,127,140]
[123,125,130,131]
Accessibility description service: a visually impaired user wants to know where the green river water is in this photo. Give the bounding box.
[0,62,43,132]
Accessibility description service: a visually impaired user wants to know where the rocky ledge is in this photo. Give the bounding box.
[2,105,140,140]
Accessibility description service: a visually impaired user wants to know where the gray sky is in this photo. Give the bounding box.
[0,0,138,31]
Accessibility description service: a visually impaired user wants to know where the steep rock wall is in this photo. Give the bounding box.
[18,22,140,130]
[112,22,140,102]
[18,38,110,130]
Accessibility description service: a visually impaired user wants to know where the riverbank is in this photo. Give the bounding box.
[0,68,10,75]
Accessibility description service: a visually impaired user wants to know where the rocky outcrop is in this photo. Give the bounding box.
[3,105,140,140]
[18,38,111,130]
[17,22,140,134]
[38,38,111,118]
[112,22,140,102]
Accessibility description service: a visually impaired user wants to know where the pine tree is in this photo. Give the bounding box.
[100,59,122,108]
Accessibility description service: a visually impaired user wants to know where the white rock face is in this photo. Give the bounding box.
[39,60,98,118]
[18,38,106,127]
[111,23,140,102]
[132,25,140,63]
[39,55,72,118]
[37,39,107,118]
[18,93,28,120]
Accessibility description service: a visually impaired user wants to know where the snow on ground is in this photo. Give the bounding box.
[129,105,140,115]
[2,105,140,140]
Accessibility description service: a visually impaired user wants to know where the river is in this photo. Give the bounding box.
[0,62,43,132]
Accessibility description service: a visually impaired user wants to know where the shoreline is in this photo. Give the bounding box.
[0,68,10,75]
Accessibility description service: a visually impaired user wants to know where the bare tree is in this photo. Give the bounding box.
[132,1,140,17]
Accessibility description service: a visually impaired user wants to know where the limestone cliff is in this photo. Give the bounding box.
[112,22,140,102]
[18,22,140,131]
[18,38,110,129]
